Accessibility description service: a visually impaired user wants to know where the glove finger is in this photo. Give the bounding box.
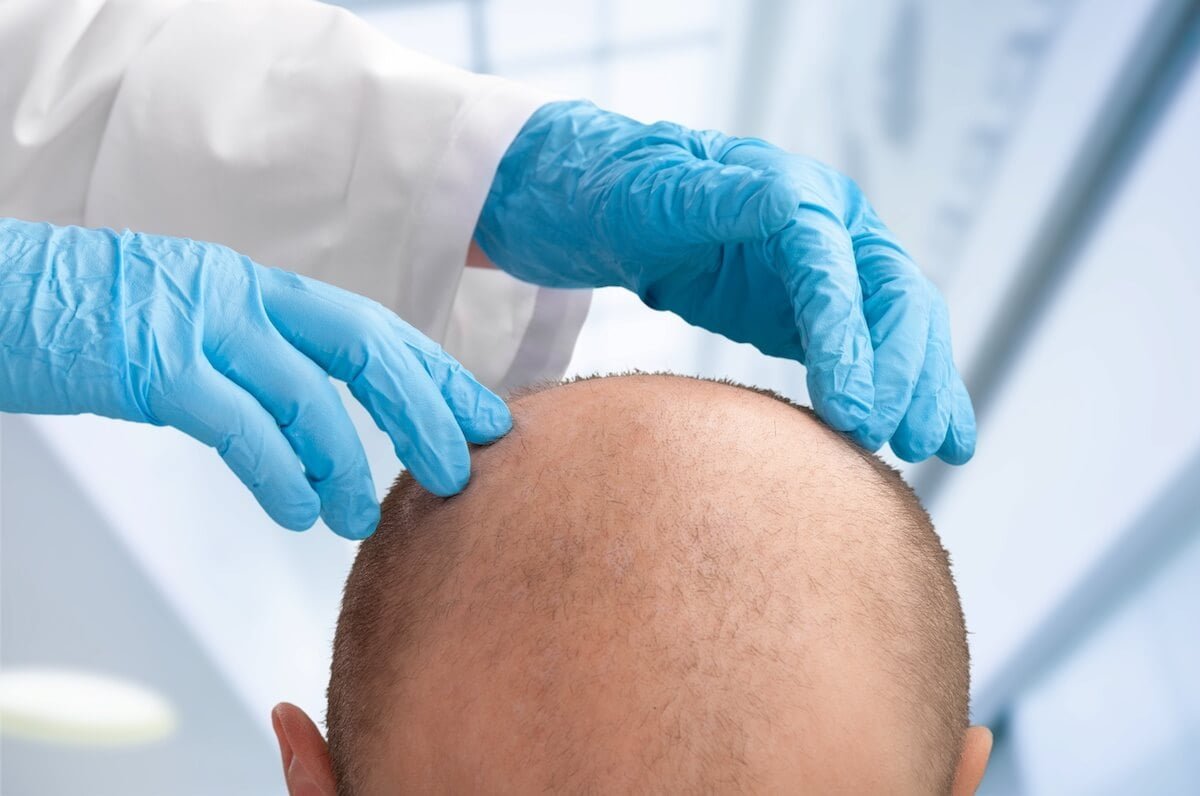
[848,204,976,464]
[903,295,976,465]
[345,343,472,497]
[417,348,513,445]
[920,279,977,465]
[257,268,476,496]
[839,196,943,450]
[889,314,952,462]
[155,364,320,531]
[937,365,977,465]
[935,384,977,465]
[847,272,934,452]
[769,208,875,430]
[206,326,380,540]
[633,157,795,244]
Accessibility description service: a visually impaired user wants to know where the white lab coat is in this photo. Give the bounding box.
[0,1,594,746]
[0,0,591,391]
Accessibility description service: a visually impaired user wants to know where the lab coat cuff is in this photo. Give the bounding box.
[410,77,587,390]
[446,270,591,393]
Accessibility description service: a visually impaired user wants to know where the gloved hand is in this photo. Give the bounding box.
[0,219,510,539]
[476,101,975,464]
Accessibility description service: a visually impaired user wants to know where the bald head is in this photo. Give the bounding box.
[326,374,970,793]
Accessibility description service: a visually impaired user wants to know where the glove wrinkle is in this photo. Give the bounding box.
[1,218,506,538]
[480,98,972,463]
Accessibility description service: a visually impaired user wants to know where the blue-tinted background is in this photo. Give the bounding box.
[3,0,1198,793]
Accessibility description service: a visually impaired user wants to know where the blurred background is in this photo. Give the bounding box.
[3,0,1199,792]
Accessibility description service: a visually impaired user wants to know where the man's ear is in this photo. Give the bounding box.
[271,702,338,796]
[951,725,993,796]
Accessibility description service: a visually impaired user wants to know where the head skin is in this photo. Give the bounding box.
[273,373,991,794]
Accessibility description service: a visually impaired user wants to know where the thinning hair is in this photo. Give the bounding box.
[326,374,969,794]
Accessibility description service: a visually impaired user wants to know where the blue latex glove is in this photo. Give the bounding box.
[476,101,975,464]
[0,219,511,539]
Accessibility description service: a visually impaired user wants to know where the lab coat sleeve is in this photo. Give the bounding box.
[0,0,589,390]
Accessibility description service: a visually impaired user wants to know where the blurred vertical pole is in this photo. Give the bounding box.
[727,0,799,137]
[594,0,615,109]
[467,0,490,74]
[877,0,922,150]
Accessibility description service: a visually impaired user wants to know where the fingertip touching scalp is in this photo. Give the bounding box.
[326,372,969,795]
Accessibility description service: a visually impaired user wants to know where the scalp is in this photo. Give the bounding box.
[327,374,967,794]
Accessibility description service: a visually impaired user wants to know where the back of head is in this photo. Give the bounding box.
[327,374,969,793]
